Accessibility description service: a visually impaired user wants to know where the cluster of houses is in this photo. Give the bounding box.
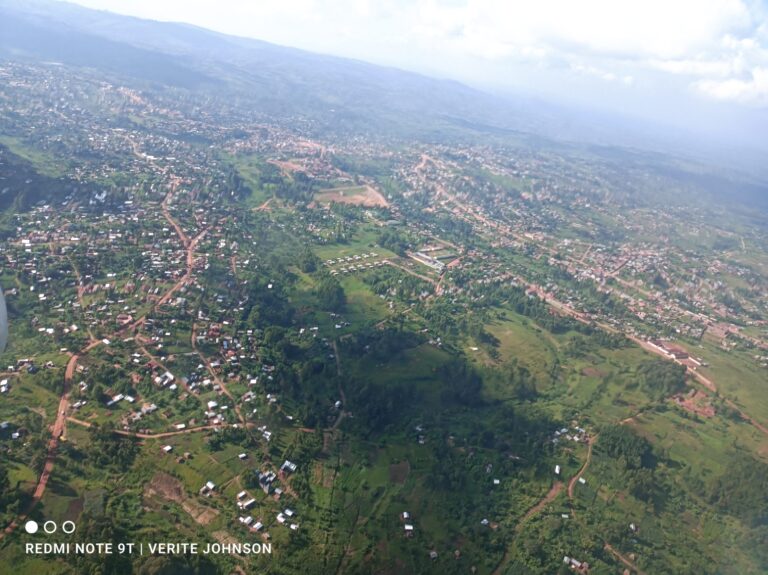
[408,251,446,273]
[123,402,158,425]
[257,425,273,443]
[1,359,57,395]
[403,147,763,353]
[326,252,387,276]
[106,393,136,407]
[250,459,298,498]
[0,420,25,440]
[237,515,264,532]
[115,347,280,432]
[255,470,278,495]
[115,340,277,430]
[161,444,193,464]
[275,508,299,531]
[324,252,380,267]
[153,370,176,388]
[414,424,427,445]
[204,399,232,425]
[236,490,257,511]
[234,462,301,536]
[563,555,589,572]
[401,511,415,537]
[199,480,216,497]
[5,198,208,343]
[4,358,37,374]
[551,425,589,445]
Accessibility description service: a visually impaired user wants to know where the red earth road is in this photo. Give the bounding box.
[1,180,206,539]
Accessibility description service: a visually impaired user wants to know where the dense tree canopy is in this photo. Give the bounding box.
[708,452,768,527]
[87,422,138,471]
[598,424,655,470]
[315,275,346,312]
[637,359,687,400]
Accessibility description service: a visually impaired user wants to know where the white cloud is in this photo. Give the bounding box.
[696,67,768,104]
[650,59,738,77]
[400,0,768,105]
[644,31,768,104]
[435,0,751,59]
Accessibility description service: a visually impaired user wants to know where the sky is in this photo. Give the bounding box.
[65,0,768,148]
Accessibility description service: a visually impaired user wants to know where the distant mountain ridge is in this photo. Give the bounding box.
[0,0,698,153]
[0,0,549,141]
[0,0,767,186]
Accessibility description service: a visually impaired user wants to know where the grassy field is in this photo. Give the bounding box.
[339,276,390,324]
[0,373,61,426]
[312,227,397,262]
[226,153,271,207]
[290,270,391,339]
[0,135,65,177]
[696,339,768,424]
[474,308,559,383]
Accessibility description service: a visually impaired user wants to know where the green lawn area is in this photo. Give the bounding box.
[549,345,660,423]
[290,269,392,338]
[0,377,60,425]
[312,228,396,262]
[628,406,768,475]
[226,152,271,206]
[696,339,768,425]
[7,461,37,490]
[362,343,450,391]
[339,276,390,325]
[474,308,559,384]
[0,135,65,177]
[470,306,661,424]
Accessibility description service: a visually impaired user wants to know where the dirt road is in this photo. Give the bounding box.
[67,417,254,439]
[567,438,594,502]
[252,198,272,212]
[0,340,100,541]
[561,436,645,574]
[491,481,564,575]
[604,543,646,575]
[536,288,768,439]
[2,175,205,539]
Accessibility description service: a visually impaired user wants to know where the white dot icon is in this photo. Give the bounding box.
[24,520,39,534]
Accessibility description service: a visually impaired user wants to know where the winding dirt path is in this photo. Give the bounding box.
[1,175,207,539]
[67,417,254,439]
[567,438,595,502]
[604,543,646,575]
[0,340,100,541]
[563,436,645,574]
[190,323,247,431]
[491,481,564,575]
[252,198,272,212]
[162,187,189,248]
[517,482,564,531]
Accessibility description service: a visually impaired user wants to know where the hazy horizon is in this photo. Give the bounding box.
[54,0,768,154]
